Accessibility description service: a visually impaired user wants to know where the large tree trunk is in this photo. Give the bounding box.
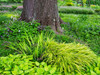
[20,0,63,33]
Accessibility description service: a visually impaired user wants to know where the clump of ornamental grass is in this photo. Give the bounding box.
[43,39,97,74]
[8,33,45,60]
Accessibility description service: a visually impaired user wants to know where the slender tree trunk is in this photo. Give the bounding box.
[81,0,84,7]
[20,0,63,33]
[87,0,90,7]
[77,0,79,6]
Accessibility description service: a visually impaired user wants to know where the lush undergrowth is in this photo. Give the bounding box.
[0,5,100,75]
[0,54,60,75]
[60,14,100,55]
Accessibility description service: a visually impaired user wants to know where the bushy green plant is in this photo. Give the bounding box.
[66,2,74,6]
[12,6,17,10]
[90,0,100,5]
[0,7,11,11]
[0,0,23,3]
[65,0,72,2]
[0,54,60,75]
[0,15,10,25]
[59,7,95,14]
[3,21,40,41]
[54,34,73,43]
[95,9,100,14]
[61,14,100,54]
[43,39,97,74]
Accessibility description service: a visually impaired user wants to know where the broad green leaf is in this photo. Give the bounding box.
[50,67,56,74]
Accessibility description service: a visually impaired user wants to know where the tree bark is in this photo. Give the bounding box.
[81,0,84,7]
[20,0,63,33]
[87,0,90,7]
[76,0,79,6]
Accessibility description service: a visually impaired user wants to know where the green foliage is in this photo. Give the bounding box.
[66,2,74,6]
[2,21,40,41]
[90,0,100,5]
[95,9,100,14]
[0,54,60,75]
[43,39,97,74]
[59,7,95,14]
[8,33,45,60]
[64,0,73,2]
[0,13,39,56]
[90,5,100,10]
[93,57,100,74]
[54,34,73,43]
[83,0,87,4]
[12,5,17,10]
[61,14,100,54]
[0,0,22,3]
[0,7,11,11]
[0,15,10,25]
[84,57,100,75]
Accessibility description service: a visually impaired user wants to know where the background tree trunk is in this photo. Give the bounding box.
[81,0,84,7]
[76,0,79,6]
[20,0,63,33]
[87,0,90,7]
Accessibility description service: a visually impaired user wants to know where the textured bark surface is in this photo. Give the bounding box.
[20,0,63,33]
[20,0,34,22]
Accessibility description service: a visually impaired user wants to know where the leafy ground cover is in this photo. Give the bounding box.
[60,14,100,55]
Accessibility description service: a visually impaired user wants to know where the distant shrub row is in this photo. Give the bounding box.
[0,0,22,3]
[59,7,95,14]
[95,9,100,15]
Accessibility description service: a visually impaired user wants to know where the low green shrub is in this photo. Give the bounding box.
[95,9,100,14]
[66,2,74,6]
[43,39,97,74]
[59,7,95,14]
[1,21,40,41]
[54,34,73,43]
[61,14,100,54]
[12,6,17,10]
[0,7,12,11]
[0,54,60,75]
[0,15,10,25]
[0,0,22,3]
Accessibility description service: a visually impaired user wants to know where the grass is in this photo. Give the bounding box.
[43,39,97,74]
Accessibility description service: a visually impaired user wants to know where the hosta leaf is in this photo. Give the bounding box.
[35,62,40,66]
[3,71,11,74]
[37,68,44,73]
[50,67,56,74]
[44,66,49,71]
